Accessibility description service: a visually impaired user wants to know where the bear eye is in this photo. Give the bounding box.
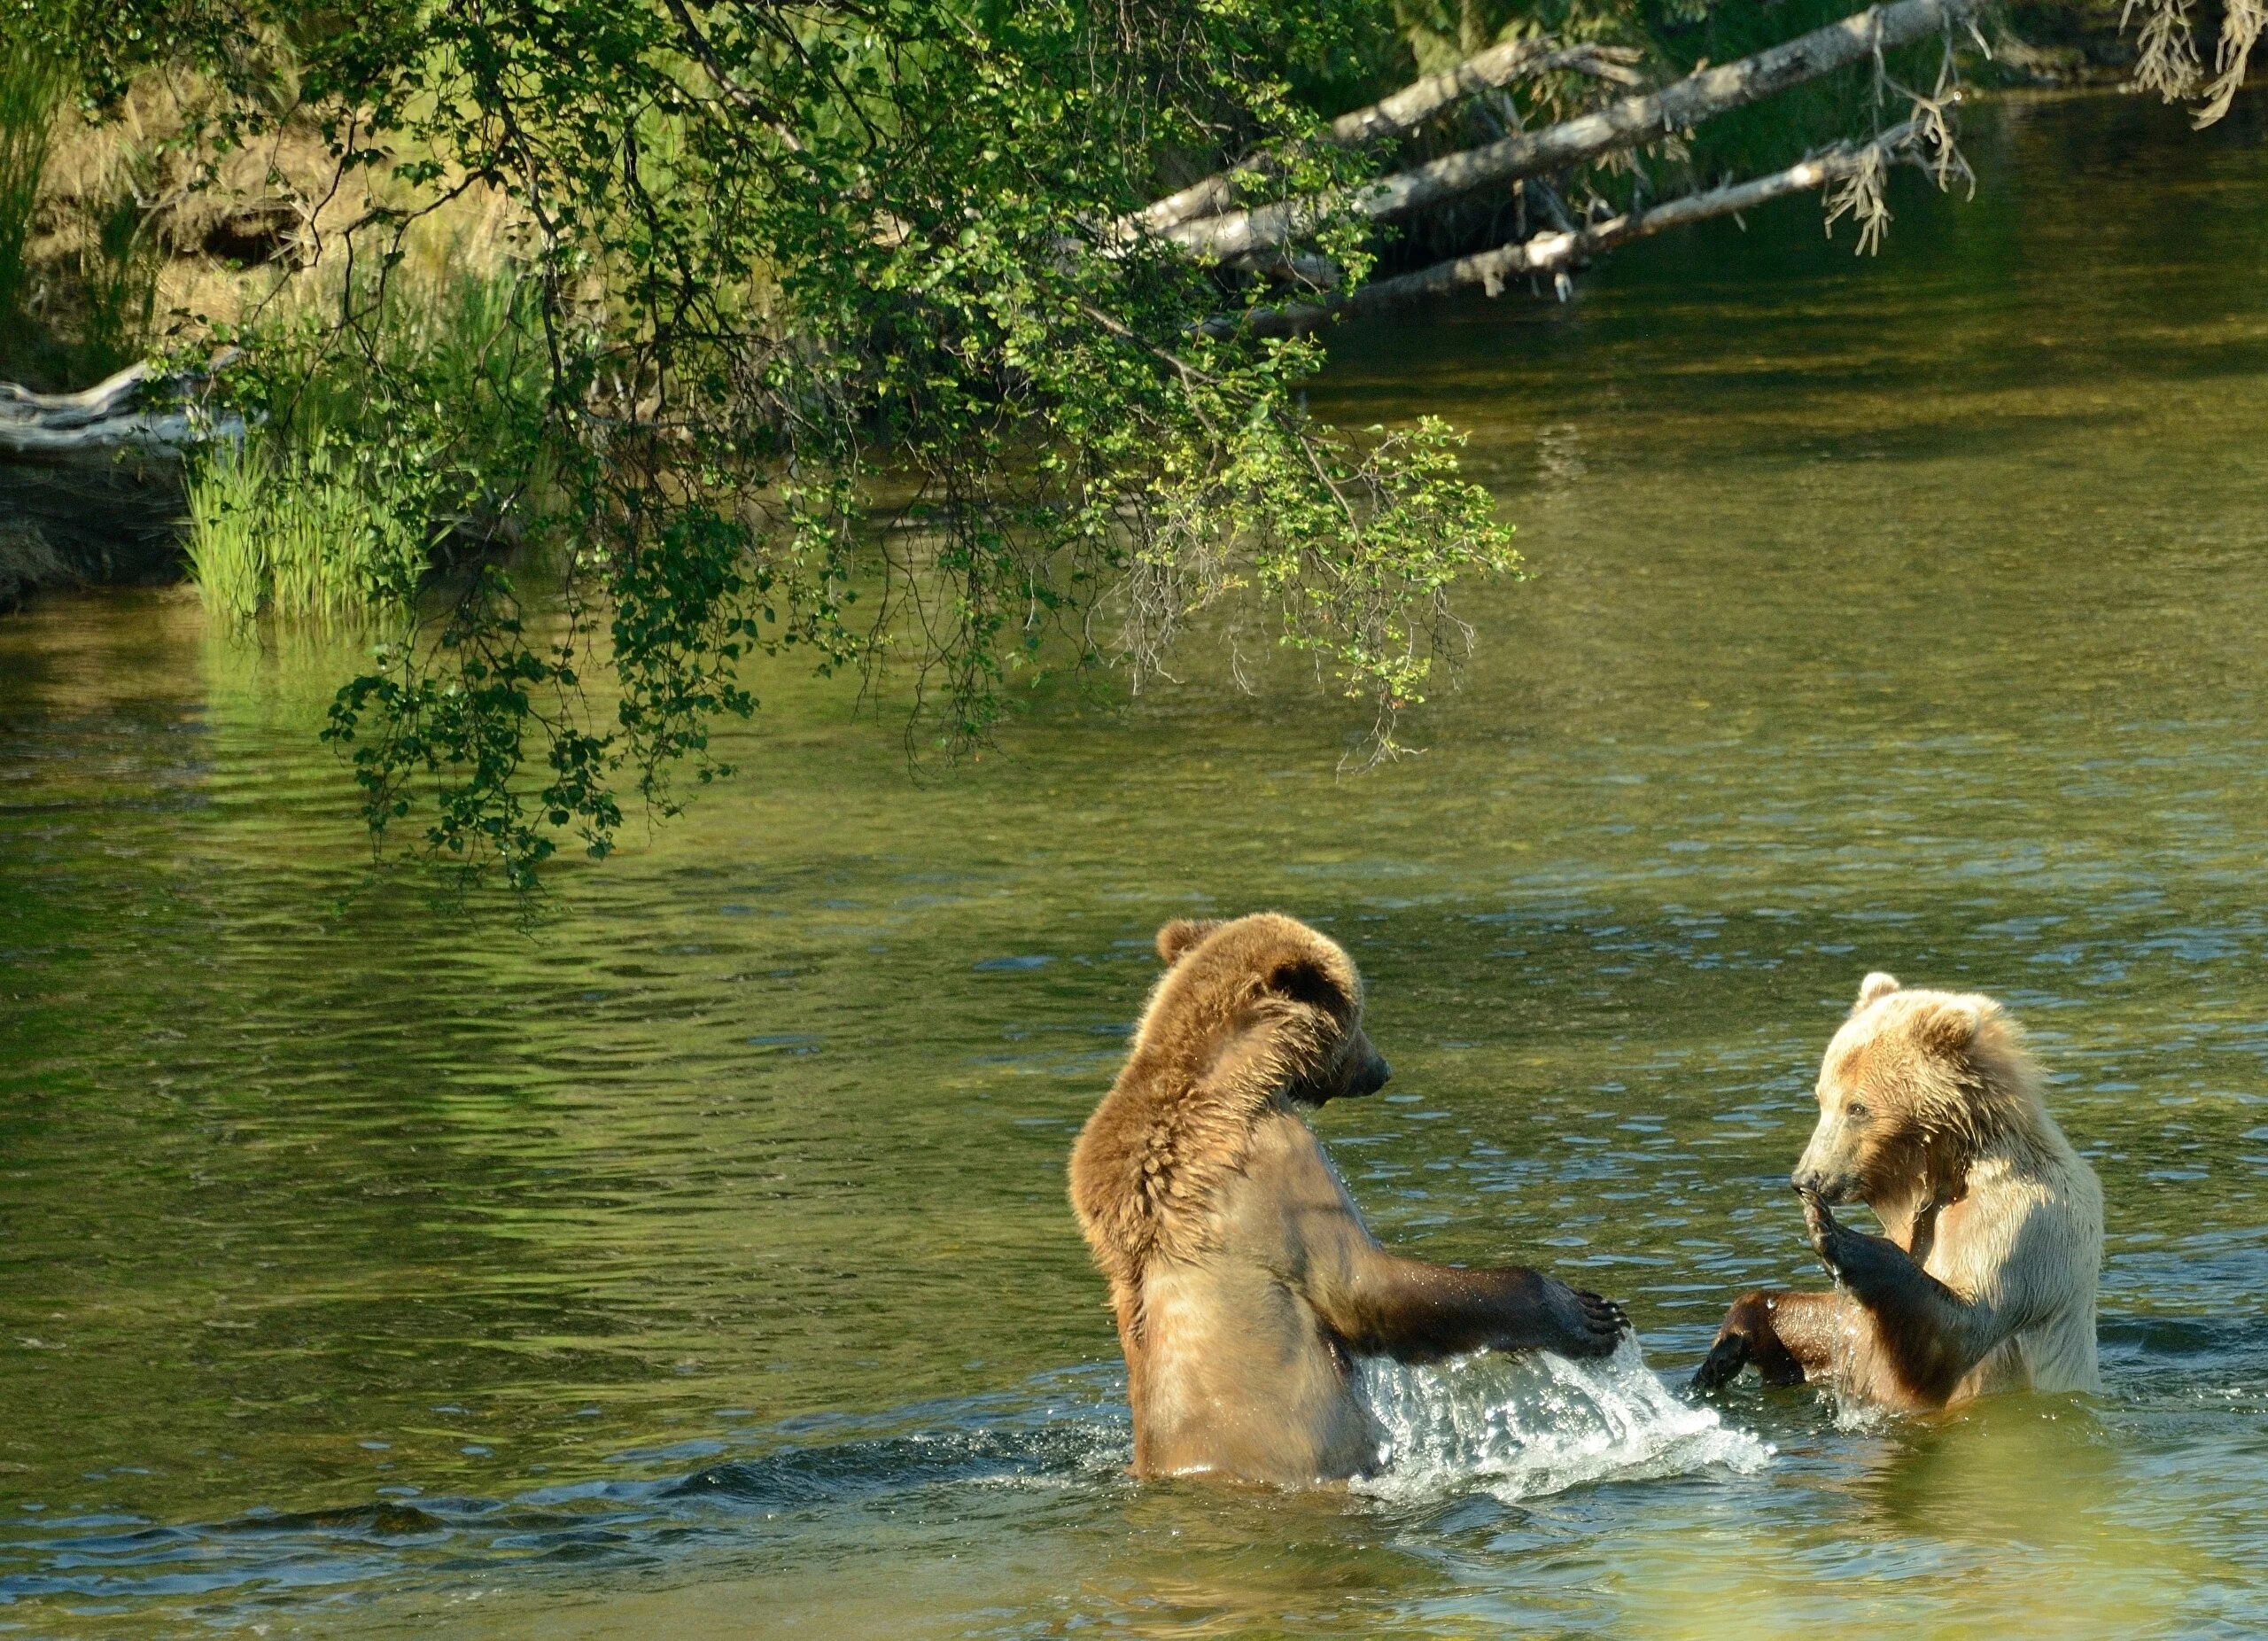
[1845,1100,1869,1122]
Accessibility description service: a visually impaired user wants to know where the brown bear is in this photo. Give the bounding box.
[1693,973,2102,1410]
[1068,912,1627,1486]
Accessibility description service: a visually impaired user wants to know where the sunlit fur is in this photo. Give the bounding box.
[1068,914,1379,1348]
[1796,974,2103,1404]
[1067,912,1396,1482]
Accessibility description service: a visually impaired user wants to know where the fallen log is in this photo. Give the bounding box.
[1156,0,1981,262]
[0,358,243,459]
[0,355,247,600]
[1130,39,1643,238]
[1225,119,1930,338]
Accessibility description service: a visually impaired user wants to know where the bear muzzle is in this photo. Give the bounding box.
[1335,1042,1390,1099]
[1790,1165,1860,1205]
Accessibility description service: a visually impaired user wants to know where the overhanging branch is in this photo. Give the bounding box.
[1224,119,1930,338]
[1130,39,1643,238]
[1158,0,1982,262]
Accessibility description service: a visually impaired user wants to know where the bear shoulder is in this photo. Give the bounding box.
[1068,914,1363,1299]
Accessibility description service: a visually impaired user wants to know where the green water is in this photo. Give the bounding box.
[4,89,2268,1637]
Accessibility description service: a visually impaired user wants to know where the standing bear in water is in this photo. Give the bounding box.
[1694,974,2102,1409]
[1069,913,1627,1485]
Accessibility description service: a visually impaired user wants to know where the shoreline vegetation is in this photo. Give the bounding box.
[0,1,2246,883]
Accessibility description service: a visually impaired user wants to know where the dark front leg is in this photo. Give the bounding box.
[1690,1288,1845,1390]
[1799,1187,1992,1406]
[1334,1259,1630,1363]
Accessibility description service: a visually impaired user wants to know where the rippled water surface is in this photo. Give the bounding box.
[5,91,2268,1637]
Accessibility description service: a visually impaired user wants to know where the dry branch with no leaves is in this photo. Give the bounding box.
[0,357,244,457]
[1154,0,1985,262]
[1127,38,1643,238]
[1225,118,1935,337]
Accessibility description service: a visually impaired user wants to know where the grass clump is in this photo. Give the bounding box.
[1,37,163,386]
[0,38,68,347]
[186,432,436,626]
[188,264,557,626]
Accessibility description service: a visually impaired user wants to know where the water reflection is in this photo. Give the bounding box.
[4,88,2268,1637]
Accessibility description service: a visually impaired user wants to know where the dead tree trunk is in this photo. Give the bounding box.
[0,360,240,459]
[1129,40,1643,238]
[1227,121,1928,337]
[1155,0,1982,263]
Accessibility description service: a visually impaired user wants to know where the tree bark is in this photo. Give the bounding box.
[1229,120,1926,338]
[1130,40,1643,237]
[1158,0,1980,262]
[0,359,243,458]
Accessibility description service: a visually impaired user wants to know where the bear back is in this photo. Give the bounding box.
[1068,914,1364,1315]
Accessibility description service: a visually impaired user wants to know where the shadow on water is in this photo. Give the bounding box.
[0,1372,1127,1617]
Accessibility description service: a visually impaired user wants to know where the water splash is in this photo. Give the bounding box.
[1821,1284,1893,1432]
[1352,1336,1771,1505]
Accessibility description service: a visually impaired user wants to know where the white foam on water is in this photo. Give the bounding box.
[1351,1336,1771,1505]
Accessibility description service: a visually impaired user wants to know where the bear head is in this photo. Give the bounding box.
[1147,914,1390,1104]
[1791,972,2039,1209]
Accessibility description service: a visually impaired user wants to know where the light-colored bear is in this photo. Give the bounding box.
[1694,973,2102,1409]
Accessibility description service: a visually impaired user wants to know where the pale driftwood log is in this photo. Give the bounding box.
[1158,0,1981,261]
[1226,120,1927,338]
[0,357,246,598]
[0,358,244,458]
[1130,39,1643,238]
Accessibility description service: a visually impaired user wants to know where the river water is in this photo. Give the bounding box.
[4,90,2266,1637]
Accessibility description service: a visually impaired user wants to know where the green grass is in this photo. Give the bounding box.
[74,167,160,379]
[185,435,423,626]
[2,40,159,386]
[189,264,556,626]
[0,38,67,344]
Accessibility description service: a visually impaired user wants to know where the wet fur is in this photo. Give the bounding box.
[1068,915,1368,1340]
[1069,913,1625,1484]
[1695,975,2103,1411]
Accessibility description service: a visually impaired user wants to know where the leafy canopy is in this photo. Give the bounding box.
[52,0,1535,884]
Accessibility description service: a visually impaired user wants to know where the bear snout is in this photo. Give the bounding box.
[1790,1165,1857,1204]
[1355,1048,1391,1097]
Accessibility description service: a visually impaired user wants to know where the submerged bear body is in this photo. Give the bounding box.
[1876,1152,2101,1404]
[1125,1112,1382,1482]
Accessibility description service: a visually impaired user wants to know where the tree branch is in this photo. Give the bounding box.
[1129,40,1643,237]
[1226,120,1929,338]
[658,0,807,153]
[1160,0,1980,262]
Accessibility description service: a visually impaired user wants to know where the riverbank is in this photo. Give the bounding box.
[0,5,2174,617]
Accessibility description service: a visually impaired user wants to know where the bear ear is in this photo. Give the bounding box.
[1261,953,1350,1016]
[1156,918,1223,966]
[1854,972,1901,1013]
[1913,997,1985,1056]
